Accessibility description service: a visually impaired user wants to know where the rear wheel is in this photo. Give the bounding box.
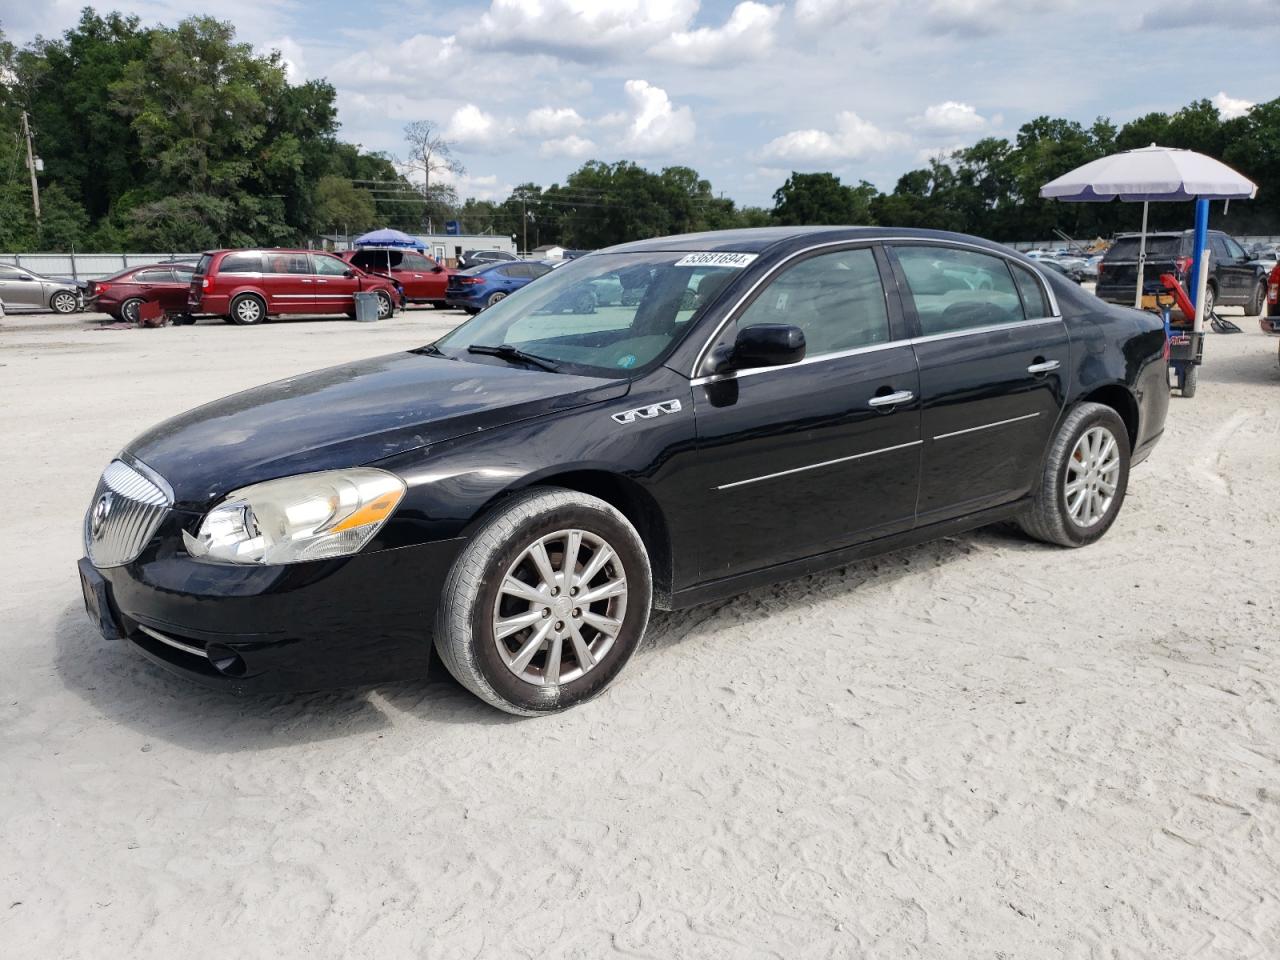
[171,313,197,326]
[1017,402,1131,548]
[486,291,507,309]
[120,298,144,324]
[230,294,266,326]
[434,487,653,716]
[50,290,79,314]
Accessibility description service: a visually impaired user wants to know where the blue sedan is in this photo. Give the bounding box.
[445,260,554,312]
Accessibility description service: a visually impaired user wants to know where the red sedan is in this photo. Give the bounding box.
[89,263,196,322]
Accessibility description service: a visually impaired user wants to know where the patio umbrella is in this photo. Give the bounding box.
[1040,144,1257,310]
[353,228,425,275]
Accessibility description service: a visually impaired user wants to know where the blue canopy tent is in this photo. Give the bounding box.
[354,228,423,249]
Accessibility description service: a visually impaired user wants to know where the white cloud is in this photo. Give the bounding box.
[911,101,988,134]
[266,36,307,83]
[613,80,697,154]
[444,104,514,151]
[915,142,968,164]
[332,34,459,91]
[460,0,699,61]
[526,106,587,137]
[794,0,883,28]
[540,135,597,159]
[1212,91,1254,120]
[758,111,908,164]
[430,168,514,202]
[925,0,1024,36]
[652,2,782,65]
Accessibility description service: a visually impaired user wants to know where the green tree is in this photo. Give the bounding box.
[315,175,376,234]
[772,172,877,225]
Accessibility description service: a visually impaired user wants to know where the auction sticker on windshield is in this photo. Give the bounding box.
[673,252,759,268]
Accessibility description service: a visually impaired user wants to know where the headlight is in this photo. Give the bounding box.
[183,468,405,565]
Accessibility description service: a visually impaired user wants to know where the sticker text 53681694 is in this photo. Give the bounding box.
[673,252,759,269]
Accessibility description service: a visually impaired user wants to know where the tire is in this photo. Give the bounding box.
[50,290,79,314]
[230,294,266,325]
[1248,279,1266,318]
[120,298,144,324]
[374,290,394,320]
[171,313,197,326]
[1201,283,1216,319]
[486,291,507,309]
[573,290,597,314]
[1180,364,1198,399]
[434,487,653,716]
[1016,402,1131,548]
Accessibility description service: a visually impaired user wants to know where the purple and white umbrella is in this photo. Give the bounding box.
[1041,145,1257,309]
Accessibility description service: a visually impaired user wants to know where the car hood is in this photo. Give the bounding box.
[125,351,628,508]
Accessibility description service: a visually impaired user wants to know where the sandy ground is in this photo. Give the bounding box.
[1,304,1278,959]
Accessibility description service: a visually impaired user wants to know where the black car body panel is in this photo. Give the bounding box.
[81,227,1169,692]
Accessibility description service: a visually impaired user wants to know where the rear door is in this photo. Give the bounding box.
[310,253,360,313]
[887,243,1068,523]
[691,244,922,580]
[1215,234,1255,304]
[258,252,314,314]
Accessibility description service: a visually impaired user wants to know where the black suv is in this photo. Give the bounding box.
[1096,229,1268,316]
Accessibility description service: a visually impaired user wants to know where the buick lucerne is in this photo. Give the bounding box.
[79,228,1169,715]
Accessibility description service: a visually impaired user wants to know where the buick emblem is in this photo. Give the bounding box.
[90,493,113,540]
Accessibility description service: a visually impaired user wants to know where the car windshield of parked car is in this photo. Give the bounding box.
[434,252,746,376]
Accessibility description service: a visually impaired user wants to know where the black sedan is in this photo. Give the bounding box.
[78,227,1169,715]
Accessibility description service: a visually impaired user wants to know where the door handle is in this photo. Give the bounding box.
[1027,359,1060,374]
[300,279,313,283]
[868,390,914,409]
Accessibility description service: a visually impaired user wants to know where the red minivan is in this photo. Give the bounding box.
[340,247,453,308]
[188,249,399,325]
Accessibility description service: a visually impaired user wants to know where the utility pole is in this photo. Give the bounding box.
[521,195,527,255]
[21,111,41,224]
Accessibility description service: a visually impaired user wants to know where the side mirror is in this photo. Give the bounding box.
[343,269,355,278]
[432,264,443,273]
[709,323,806,374]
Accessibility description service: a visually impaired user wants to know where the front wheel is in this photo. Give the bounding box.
[50,291,79,314]
[1180,364,1198,399]
[375,290,394,320]
[434,488,653,716]
[1016,402,1131,548]
[1201,283,1216,320]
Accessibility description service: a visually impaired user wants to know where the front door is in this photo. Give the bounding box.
[395,252,447,301]
[887,243,1069,523]
[261,252,315,314]
[691,245,922,581]
[310,253,361,313]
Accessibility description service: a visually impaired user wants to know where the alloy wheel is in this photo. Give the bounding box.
[235,298,262,323]
[492,528,627,686]
[52,292,78,314]
[1065,425,1120,528]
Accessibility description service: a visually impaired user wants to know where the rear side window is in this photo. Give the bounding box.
[265,252,310,274]
[735,247,889,356]
[504,264,533,279]
[218,253,262,274]
[895,245,1023,335]
[134,268,173,282]
[1011,263,1051,319]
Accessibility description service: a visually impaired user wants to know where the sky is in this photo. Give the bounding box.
[7,0,1280,207]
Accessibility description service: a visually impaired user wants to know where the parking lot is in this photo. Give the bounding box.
[2,306,1278,958]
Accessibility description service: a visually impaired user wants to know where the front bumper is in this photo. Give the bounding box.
[79,534,465,693]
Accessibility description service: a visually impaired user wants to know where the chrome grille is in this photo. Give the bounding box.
[85,459,172,568]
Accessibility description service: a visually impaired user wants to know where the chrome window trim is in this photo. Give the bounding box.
[908,315,1063,345]
[932,411,1041,441]
[688,235,1062,378]
[716,440,923,491]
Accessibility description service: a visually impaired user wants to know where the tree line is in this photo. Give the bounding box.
[2,10,1277,254]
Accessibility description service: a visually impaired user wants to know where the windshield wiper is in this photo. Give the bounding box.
[466,343,560,372]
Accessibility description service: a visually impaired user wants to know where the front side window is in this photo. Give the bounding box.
[434,251,748,376]
[1223,236,1247,261]
[219,253,262,274]
[312,255,350,276]
[733,247,889,357]
[894,245,1023,335]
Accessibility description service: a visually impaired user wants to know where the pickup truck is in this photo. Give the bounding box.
[1097,229,1269,317]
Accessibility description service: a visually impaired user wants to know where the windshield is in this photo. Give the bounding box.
[434,252,748,376]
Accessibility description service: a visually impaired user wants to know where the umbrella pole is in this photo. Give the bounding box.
[1134,200,1149,310]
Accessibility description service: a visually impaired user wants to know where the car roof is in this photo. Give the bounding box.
[604,226,1022,259]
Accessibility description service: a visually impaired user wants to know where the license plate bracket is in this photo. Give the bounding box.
[78,557,124,641]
